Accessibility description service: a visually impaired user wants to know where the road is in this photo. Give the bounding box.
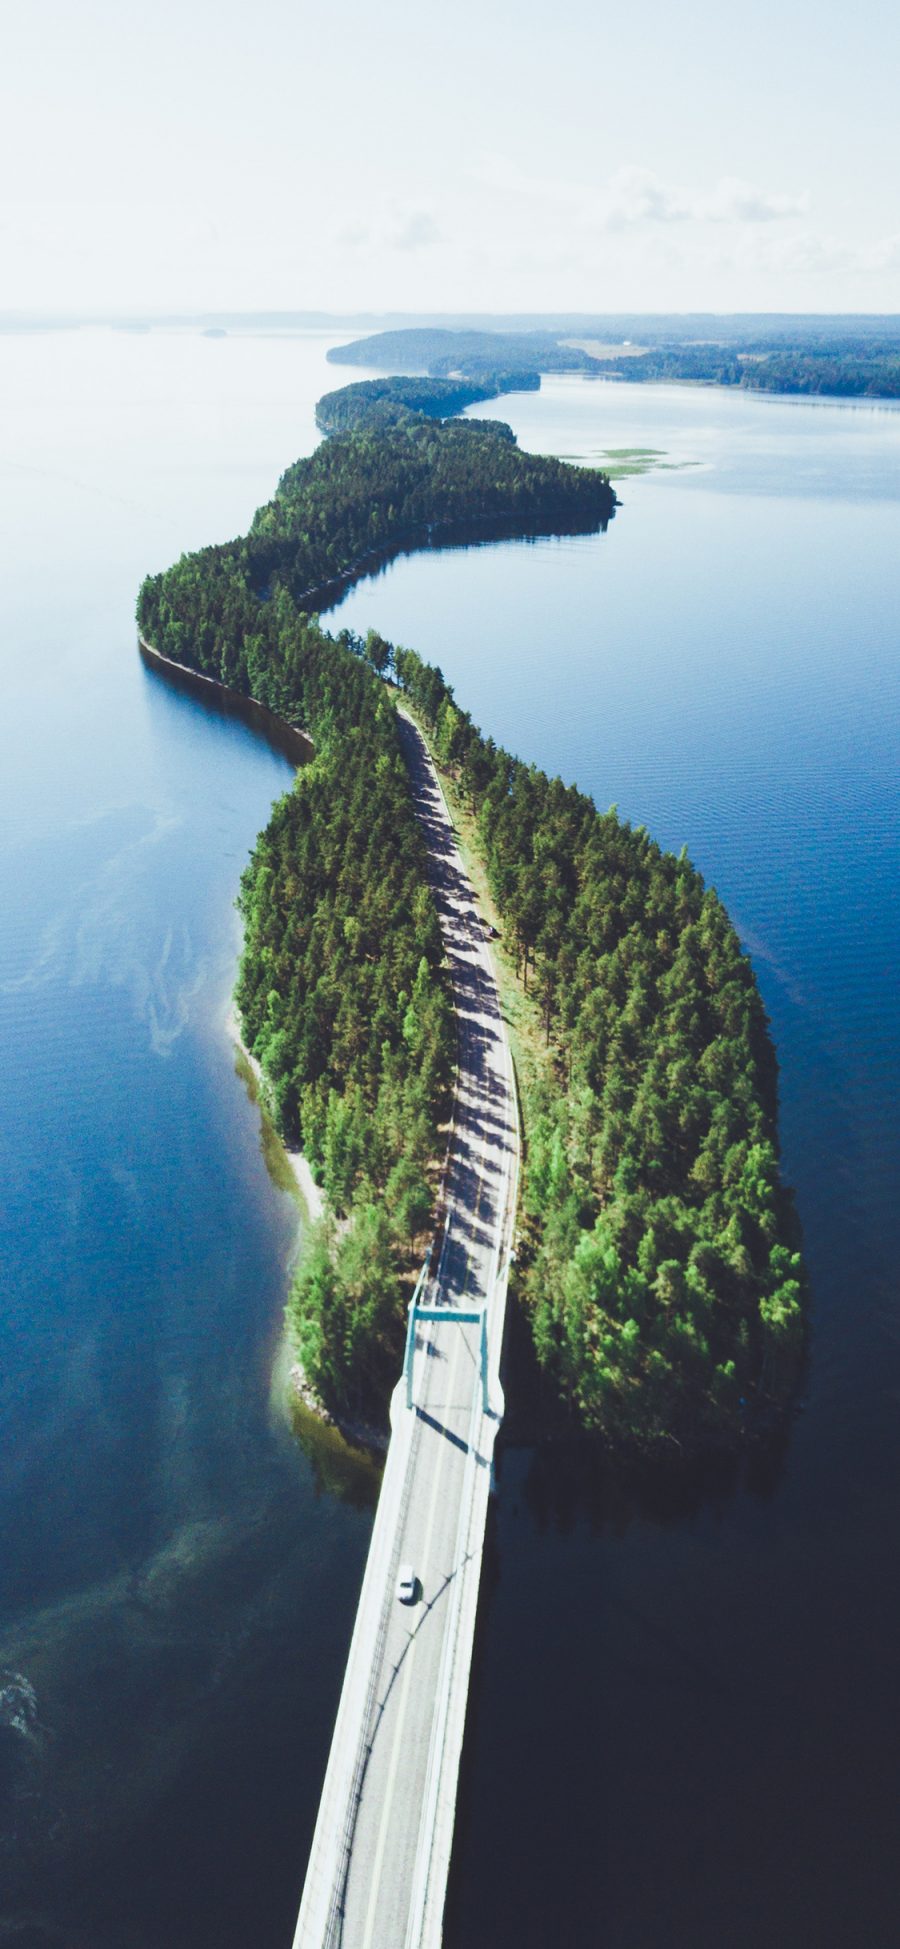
[293,709,519,1949]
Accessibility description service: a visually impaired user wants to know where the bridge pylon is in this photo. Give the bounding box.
[403,1282,490,1416]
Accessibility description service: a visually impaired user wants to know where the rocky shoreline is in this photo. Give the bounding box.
[288,1361,390,1456]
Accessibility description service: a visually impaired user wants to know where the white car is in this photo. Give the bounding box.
[396,1563,417,1605]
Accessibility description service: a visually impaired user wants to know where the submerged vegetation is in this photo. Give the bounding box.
[137,371,803,1453]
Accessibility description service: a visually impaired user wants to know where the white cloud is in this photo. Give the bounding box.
[729,225,850,276]
[389,210,440,252]
[470,156,809,243]
[595,167,808,230]
[861,231,900,273]
[599,167,688,228]
[698,175,810,223]
[338,220,370,250]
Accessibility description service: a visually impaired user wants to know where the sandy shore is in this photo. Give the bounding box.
[226,1001,325,1223]
[227,1002,388,1454]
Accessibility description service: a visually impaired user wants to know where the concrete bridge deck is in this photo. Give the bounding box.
[292,711,519,1949]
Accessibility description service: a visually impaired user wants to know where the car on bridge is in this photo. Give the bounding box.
[396,1563,418,1605]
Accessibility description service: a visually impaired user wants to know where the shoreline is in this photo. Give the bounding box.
[139,634,316,766]
[225,1001,325,1224]
[139,629,352,1433]
[228,1007,390,1460]
[140,625,388,1460]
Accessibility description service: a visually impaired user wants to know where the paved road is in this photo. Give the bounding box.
[293,710,519,1949]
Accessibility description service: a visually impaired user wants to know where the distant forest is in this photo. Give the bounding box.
[137,374,804,1454]
[329,322,900,401]
[315,373,538,434]
[327,327,600,377]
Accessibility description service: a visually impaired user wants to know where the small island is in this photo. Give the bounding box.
[314,371,539,435]
[137,375,803,1456]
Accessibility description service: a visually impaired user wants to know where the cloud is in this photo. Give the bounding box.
[861,231,900,272]
[729,225,850,276]
[389,210,440,252]
[698,176,809,223]
[600,166,688,228]
[471,154,808,235]
[338,220,370,250]
[598,167,808,230]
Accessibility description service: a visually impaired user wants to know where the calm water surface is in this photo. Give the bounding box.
[0,328,377,1949]
[3,340,900,1946]
[334,378,900,1947]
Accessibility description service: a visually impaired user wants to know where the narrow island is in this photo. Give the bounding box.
[137,372,804,1457]
[314,371,540,435]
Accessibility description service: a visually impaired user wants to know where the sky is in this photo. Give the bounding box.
[3,0,900,317]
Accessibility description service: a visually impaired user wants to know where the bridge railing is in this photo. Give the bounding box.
[292,1396,419,1947]
[404,1315,484,1948]
[326,1412,421,1943]
[404,991,522,1948]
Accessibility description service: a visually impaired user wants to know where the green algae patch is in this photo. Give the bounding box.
[558,447,701,480]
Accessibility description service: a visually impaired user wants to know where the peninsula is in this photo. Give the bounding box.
[137,375,803,1454]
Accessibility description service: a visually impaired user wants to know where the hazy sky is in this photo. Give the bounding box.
[3,0,899,316]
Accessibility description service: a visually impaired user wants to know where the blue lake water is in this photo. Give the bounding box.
[2,337,900,1945]
[0,328,377,1948]
[333,377,900,1947]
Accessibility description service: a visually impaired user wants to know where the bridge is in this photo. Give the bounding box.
[292,711,520,1948]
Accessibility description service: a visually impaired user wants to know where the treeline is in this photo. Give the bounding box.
[329,323,900,402]
[740,351,900,398]
[315,373,537,434]
[577,343,900,399]
[612,346,744,386]
[327,326,602,376]
[234,608,454,1415]
[250,418,614,594]
[390,643,805,1448]
[145,579,454,1415]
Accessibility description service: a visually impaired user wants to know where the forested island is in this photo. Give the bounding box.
[329,320,900,401]
[326,327,598,377]
[315,372,538,434]
[137,374,804,1454]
